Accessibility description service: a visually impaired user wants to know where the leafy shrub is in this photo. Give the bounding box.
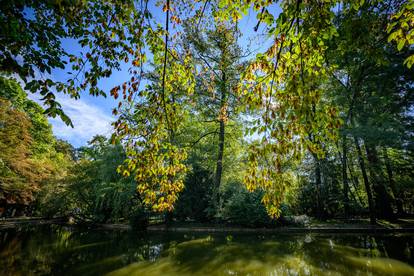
[219,182,273,227]
[173,165,214,222]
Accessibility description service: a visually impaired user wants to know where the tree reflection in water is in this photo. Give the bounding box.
[0,226,413,276]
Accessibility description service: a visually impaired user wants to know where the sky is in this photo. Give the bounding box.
[36,2,279,148]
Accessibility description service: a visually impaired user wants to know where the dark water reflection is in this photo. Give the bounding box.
[1,225,413,275]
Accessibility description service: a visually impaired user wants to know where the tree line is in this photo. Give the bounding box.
[0,0,413,225]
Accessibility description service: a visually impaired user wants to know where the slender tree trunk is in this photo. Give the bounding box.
[348,166,364,207]
[214,72,226,211]
[214,119,225,208]
[342,137,350,217]
[383,147,404,215]
[364,143,394,219]
[354,137,376,224]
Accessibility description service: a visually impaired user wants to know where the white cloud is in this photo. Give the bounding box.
[47,96,113,147]
[12,71,114,147]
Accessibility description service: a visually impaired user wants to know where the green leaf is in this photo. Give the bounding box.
[397,40,405,51]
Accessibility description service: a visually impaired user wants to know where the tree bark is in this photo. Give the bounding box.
[354,137,376,224]
[214,118,225,209]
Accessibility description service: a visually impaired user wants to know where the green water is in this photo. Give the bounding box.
[1,226,413,275]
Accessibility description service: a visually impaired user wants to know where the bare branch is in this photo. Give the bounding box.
[187,129,218,147]
[196,0,210,31]
[161,0,171,133]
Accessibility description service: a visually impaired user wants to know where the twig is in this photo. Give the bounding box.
[254,7,265,32]
[196,0,210,31]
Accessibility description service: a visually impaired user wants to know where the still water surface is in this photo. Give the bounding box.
[1,225,414,275]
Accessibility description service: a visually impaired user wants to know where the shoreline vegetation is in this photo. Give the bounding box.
[2,217,414,234]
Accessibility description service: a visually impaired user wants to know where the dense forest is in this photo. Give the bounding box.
[1,0,413,228]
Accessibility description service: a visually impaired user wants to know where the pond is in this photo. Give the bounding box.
[1,225,413,275]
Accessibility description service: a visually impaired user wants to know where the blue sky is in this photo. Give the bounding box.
[41,3,279,148]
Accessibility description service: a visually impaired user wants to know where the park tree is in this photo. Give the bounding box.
[0,78,74,217]
[327,1,414,220]
[0,98,36,215]
[182,19,245,210]
[59,136,140,222]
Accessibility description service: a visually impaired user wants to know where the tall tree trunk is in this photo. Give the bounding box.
[342,136,350,217]
[354,137,376,224]
[383,147,404,215]
[364,143,394,219]
[214,118,225,209]
[214,72,226,211]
